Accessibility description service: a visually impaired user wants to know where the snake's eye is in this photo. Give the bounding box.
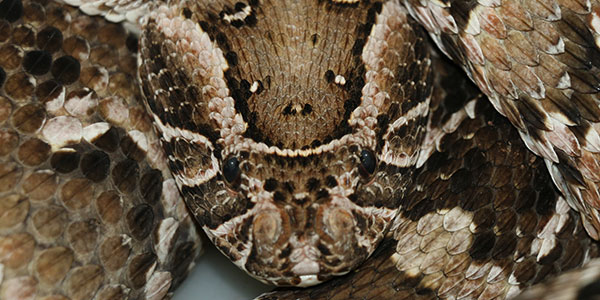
[359,149,376,176]
[223,156,241,183]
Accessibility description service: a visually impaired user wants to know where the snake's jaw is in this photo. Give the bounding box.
[192,145,402,286]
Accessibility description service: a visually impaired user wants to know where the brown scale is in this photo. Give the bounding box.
[0,1,202,299]
[260,67,600,300]
[403,0,600,241]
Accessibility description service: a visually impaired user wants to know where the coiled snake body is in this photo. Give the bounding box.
[1,0,600,299]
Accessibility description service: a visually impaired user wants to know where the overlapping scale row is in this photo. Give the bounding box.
[0,1,202,299]
[258,56,599,300]
[403,0,600,240]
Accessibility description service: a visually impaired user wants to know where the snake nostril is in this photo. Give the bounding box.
[223,156,241,183]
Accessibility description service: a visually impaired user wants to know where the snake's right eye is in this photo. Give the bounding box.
[359,149,376,176]
[223,156,241,183]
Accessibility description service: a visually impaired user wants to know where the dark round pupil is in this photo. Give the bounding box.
[223,157,241,183]
[359,149,376,174]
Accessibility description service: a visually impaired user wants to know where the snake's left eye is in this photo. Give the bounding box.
[359,149,376,176]
[223,156,241,183]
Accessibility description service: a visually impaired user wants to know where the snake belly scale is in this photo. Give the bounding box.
[1,0,600,299]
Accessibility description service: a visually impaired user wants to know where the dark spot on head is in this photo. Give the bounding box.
[294,197,309,206]
[282,103,295,115]
[245,13,257,26]
[311,33,318,45]
[80,150,110,182]
[366,2,383,24]
[264,178,278,192]
[324,70,335,83]
[198,20,211,33]
[306,178,320,192]
[215,32,230,50]
[239,79,250,91]
[51,150,80,173]
[231,19,244,28]
[301,104,312,115]
[182,7,192,18]
[273,191,285,202]
[255,80,264,94]
[310,139,321,148]
[316,189,330,201]
[234,2,246,11]
[469,231,496,260]
[225,51,238,66]
[325,175,337,188]
[284,181,295,193]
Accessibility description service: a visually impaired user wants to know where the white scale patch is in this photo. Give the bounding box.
[221,4,252,24]
[83,122,110,143]
[127,130,149,153]
[144,271,172,300]
[42,116,83,150]
[155,217,179,264]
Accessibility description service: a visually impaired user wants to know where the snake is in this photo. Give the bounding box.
[1,0,600,299]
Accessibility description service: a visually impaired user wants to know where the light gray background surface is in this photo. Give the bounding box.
[174,245,272,300]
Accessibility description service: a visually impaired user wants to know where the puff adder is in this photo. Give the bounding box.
[1,0,600,299]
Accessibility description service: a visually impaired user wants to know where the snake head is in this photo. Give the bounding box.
[139,0,432,286]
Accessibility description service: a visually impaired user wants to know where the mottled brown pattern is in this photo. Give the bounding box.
[259,67,599,300]
[403,0,600,241]
[139,0,435,286]
[0,1,203,299]
[4,0,600,299]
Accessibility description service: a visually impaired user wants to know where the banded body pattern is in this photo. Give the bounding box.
[403,0,600,241]
[0,1,202,299]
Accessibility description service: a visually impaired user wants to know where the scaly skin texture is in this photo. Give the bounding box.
[2,0,600,299]
[138,0,434,286]
[260,61,600,299]
[403,0,600,241]
[0,2,202,299]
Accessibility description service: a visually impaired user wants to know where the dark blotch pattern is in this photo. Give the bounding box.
[36,26,63,52]
[51,150,80,173]
[23,50,52,75]
[51,55,80,84]
[0,66,5,87]
[112,158,139,193]
[0,0,23,22]
[140,169,163,204]
[80,150,110,182]
[127,204,154,240]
